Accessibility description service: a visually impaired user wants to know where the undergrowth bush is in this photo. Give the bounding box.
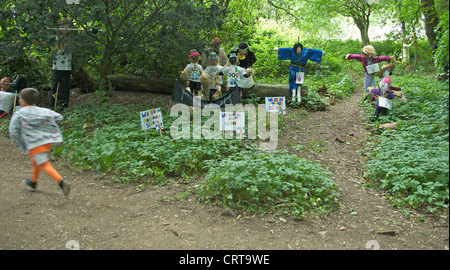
[363,74,449,212]
[197,150,339,218]
[50,100,340,217]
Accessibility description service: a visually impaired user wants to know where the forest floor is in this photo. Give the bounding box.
[0,79,448,252]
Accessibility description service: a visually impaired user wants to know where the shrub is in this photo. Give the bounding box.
[55,101,252,183]
[197,150,339,218]
[363,74,449,212]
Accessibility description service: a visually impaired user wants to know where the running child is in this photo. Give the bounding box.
[9,88,70,195]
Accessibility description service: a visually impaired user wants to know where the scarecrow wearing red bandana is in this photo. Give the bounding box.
[180,50,209,97]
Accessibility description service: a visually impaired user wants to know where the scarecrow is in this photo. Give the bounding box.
[366,64,406,103]
[202,37,227,68]
[229,43,256,94]
[180,49,209,97]
[346,45,395,91]
[219,53,251,95]
[203,52,223,100]
[369,76,396,120]
[275,43,325,103]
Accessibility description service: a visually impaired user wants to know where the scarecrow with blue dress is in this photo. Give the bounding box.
[275,43,325,103]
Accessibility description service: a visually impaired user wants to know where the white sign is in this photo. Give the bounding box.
[66,0,80,4]
[140,108,163,131]
[220,112,245,134]
[378,97,392,110]
[295,72,305,84]
[366,63,380,74]
[265,97,286,115]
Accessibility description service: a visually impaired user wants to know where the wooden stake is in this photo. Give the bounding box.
[13,90,18,113]
[54,82,60,111]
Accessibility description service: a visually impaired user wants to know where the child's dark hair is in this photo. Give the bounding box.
[19,88,40,105]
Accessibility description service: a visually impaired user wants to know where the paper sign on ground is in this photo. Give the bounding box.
[140,108,163,131]
[265,97,286,115]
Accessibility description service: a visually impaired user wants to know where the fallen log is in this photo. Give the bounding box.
[107,74,176,95]
[252,83,290,97]
[107,74,305,98]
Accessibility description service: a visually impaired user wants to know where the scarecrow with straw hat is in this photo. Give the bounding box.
[346,45,396,91]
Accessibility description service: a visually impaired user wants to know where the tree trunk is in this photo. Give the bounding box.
[353,15,370,46]
[71,67,96,94]
[413,32,418,68]
[359,25,370,46]
[421,0,439,50]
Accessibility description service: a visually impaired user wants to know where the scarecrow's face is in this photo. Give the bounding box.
[190,55,199,63]
[0,79,11,91]
[229,57,237,65]
[210,58,218,66]
[379,81,389,93]
[238,48,248,56]
[296,47,302,54]
[362,52,373,59]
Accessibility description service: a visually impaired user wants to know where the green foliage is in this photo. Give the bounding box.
[55,101,253,184]
[363,74,449,212]
[1,0,228,90]
[434,10,449,79]
[197,150,339,218]
[47,100,340,217]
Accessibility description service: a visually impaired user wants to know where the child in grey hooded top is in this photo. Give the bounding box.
[9,88,70,195]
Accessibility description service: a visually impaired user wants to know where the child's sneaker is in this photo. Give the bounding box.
[59,180,71,196]
[23,179,37,191]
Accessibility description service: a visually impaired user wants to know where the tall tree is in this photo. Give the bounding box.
[2,0,227,95]
[421,0,440,49]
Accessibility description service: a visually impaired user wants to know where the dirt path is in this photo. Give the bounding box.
[0,87,448,251]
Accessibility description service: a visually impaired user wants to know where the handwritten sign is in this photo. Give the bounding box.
[220,112,245,134]
[66,0,80,4]
[140,108,163,131]
[265,97,286,115]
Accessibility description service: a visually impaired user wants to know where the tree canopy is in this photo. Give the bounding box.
[1,0,448,91]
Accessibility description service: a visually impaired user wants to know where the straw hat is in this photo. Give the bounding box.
[362,45,375,56]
